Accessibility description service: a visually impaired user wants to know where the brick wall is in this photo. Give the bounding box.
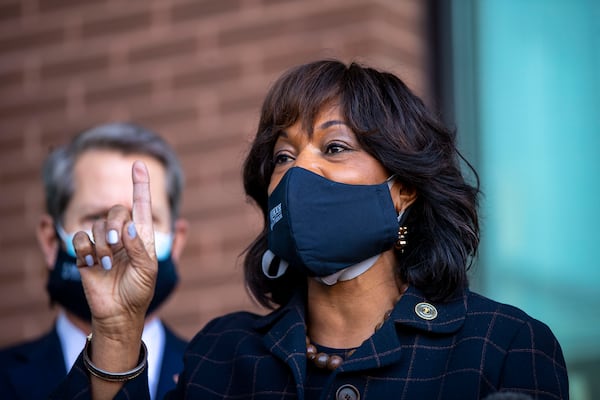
[0,0,432,346]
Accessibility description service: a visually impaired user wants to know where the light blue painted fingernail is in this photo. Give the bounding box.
[107,229,119,245]
[127,222,137,239]
[101,256,112,271]
[85,255,94,267]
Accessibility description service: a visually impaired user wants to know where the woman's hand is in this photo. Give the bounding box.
[72,160,157,340]
[70,161,157,399]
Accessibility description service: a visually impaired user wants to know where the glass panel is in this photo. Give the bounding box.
[448,0,600,398]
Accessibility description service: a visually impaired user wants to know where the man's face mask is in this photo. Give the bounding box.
[266,167,399,280]
[48,225,178,321]
[55,225,173,261]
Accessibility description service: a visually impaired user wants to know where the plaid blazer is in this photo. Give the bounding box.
[52,287,568,400]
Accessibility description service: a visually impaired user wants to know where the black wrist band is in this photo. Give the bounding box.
[82,333,148,382]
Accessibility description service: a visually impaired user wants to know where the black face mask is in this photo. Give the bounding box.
[46,247,179,322]
[267,167,399,277]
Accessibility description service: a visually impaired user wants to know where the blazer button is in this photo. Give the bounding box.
[336,384,360,400]
[415,302,438,320]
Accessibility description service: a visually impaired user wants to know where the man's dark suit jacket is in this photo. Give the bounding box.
[0,322,187,400]
[51,287,568,400]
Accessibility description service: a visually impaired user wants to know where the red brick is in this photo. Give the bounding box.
[40,52,110,81]
[0,95,66,123]
[170,0,242,24]
[0,27,64,55]
[133,105,198,128]
[128,36,197,64]
[0,131,22,155]
[0,166,40,189]
[82,10,152,39]
[0,244,37,282]
[0,1,21,23]
[338,36,378,59]
[0,180,28,214]
[172,61,243,91]
[84,79,153,108]
[38,0,106,13]
[0,212,39,247]
[0,68,24,92]
[259,46,335,81]
[40,122,89,146]
[218,3,370,47]
[261,0,304,5]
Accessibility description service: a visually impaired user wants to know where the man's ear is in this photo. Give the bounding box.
[391,181,417,215]
[37,214,59,269]
[170,218,189,263]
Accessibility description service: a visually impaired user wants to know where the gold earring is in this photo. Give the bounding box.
[395,226,408,252]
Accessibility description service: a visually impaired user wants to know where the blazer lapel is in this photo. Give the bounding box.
[256,292,308,400]
[6,328,67,399]
[337,287,468,373]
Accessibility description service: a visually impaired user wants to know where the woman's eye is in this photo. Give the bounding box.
[273,153,294,164]
[325,143,349,154]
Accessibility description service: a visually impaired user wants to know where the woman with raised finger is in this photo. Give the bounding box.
[52,60,569,400]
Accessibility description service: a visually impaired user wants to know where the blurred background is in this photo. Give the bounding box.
[0,0,597,398]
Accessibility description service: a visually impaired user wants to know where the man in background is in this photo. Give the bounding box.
[0,123,189,400]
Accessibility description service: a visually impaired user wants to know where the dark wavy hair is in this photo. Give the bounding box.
[243,60,480,308]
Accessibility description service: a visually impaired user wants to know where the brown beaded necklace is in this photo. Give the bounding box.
[305,336,346,370]
[305,306,396,371]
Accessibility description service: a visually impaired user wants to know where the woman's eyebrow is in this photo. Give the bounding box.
[318,120,346,130]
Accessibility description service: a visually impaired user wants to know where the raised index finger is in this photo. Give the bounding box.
[131,160,153,227]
